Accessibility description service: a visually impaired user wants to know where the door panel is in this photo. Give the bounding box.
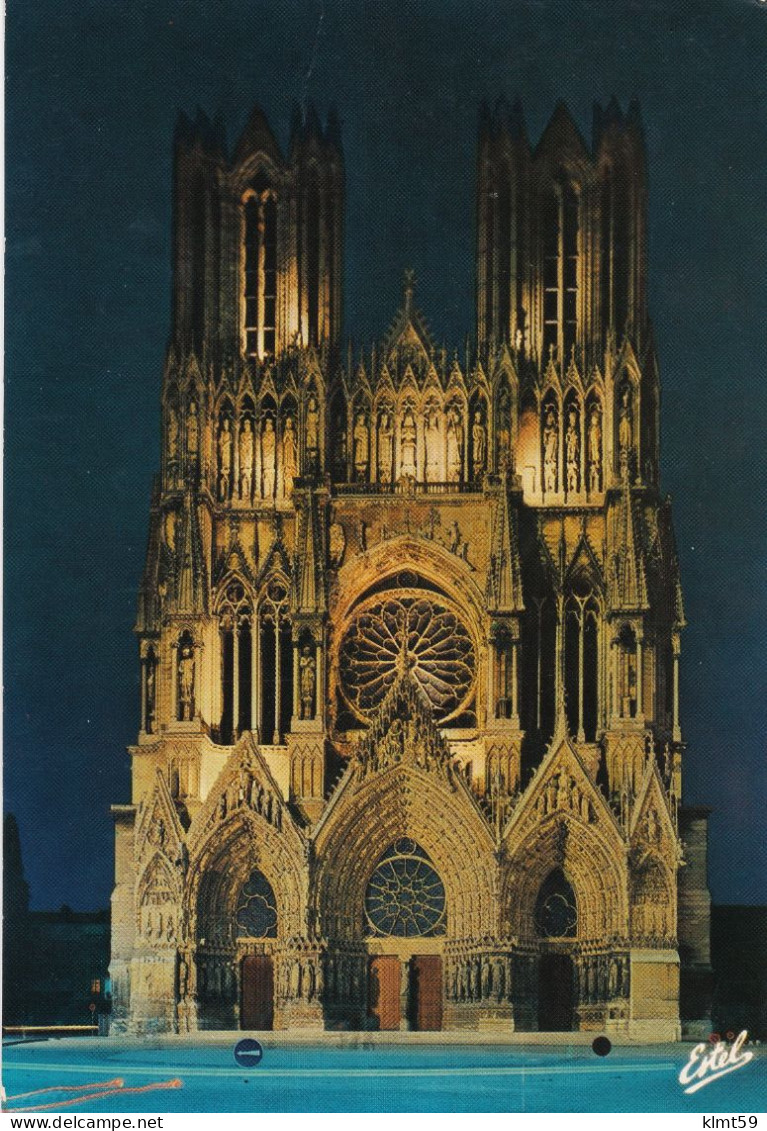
[368,955,401,1030]
[411,954,443,1031]
[241,954,274,1030]
[538,953,574,1031]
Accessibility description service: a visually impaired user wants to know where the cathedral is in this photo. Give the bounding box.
[110,97,712,1038]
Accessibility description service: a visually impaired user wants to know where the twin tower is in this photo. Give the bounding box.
[173,97,648,376]
[112,98,711,1038]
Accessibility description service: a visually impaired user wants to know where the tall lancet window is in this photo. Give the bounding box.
[243,192,278,360]
[219,579,253,744]
[259,578,293,745]
[542,181,579,363]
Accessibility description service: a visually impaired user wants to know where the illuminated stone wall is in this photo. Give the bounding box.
[110,100,707,1039]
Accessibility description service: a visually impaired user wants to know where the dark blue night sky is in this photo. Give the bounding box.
[5,0,766,909]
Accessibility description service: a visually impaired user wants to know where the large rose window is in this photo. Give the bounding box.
[338,592,475,723]
[365,839,446,937]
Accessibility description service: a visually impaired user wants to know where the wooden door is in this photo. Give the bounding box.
[368,955,401,1030]
[538,953,574,1031]
[411,955,443,1031]
[241,955,274,1030]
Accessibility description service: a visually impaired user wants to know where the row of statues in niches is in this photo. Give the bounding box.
[330,402,490,484]
[540,383,635,495]
[164,381,636,498]
[164,394,323,501]
[541,399,604,495]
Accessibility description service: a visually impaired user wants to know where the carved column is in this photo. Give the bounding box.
[292,638,301,719]
[171,640,179,722]
[252,620,260,739]
[273,619,282,744]
[232,621,240,738]
[577,606,585,741]
[510,637,520,725]
[487,637,497,723]
[554,593,565,712]
[535,600,544,731]
[610,635,619,720]
[315,636,324,726]
[635,631,644,720]
[399,959,412,1031]
[140,659,148,733]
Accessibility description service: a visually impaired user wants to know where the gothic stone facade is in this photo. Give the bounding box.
[110,99,712,1038]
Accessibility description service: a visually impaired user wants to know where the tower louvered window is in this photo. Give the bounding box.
[243,193,277,360]
[542,182,579,363]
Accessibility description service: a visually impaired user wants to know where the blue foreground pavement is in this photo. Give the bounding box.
[2,1038,765,1113]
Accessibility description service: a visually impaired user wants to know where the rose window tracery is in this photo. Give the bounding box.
[339,592,476,723]
[235,869,278,938]
[365,839,446,937]
[534,869,578,938]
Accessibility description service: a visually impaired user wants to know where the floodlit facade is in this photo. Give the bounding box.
[111,98,711,1037]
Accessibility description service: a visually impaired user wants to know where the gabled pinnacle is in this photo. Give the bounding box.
[174,489,207,615]
[613,479,649,612]
[295,493,325,615]
[534,100,590,164]
[487,490,524,613]
[353,668,456,780]
[232,103,283,167]
[551,676,570,746]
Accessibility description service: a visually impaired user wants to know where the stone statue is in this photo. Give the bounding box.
[588,405,602,491]
[482,957,492,999]
[299,646,316,720]
[145,662,155,732]
[565,406,579,492]
[261,418,276,498]
[178,955,189,999]
[496,389,511,469]
[306,395,320,461]
[218,418,233,500]
[543,404,558,493]
[164,510,176,552]
[472,410,486,476]
[645,807,660,843]
[331,405,347,481]
[619,386,633,454]
[423,407,441,483]
[400,408,417,478]
[281,415,298,496]
[352,411,369,481]
[186,401,199,459]
[446,405,463,483]
[239,418,254,500]
[167,408,179,460]
[377,409,393,483]
[178,644,195,721]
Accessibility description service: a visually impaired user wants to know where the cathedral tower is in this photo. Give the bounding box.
[111,100,710,1038]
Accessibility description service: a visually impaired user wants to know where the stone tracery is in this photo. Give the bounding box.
[339,592,476,724]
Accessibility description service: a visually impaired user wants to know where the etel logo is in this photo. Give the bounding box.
[679,1030,754,1095]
